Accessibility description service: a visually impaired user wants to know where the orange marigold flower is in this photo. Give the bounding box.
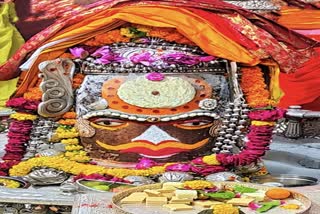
[58,119,77,125]
[62,112,77,119]
[23,87,43,101]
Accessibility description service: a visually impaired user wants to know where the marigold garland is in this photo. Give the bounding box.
[58,119,77,125]
[72,73,85,89]
[61,138,79,145]
[54,126,79,139]
[82,25,195,46]
[9,156,173,178]
[65,145,83,151]
[240,67,276,108]
[202,154,221,165]
[23,87,43,101]
[62,112,77,119]
[10,113,37,121]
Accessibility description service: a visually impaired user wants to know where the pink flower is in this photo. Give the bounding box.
[6,97,26,108]
[69,47,89,59]
[130,52,155,66]
[92,46,111,57]
[191,157,205,165]
[166,163,191,172]
[146,72,165,81]
[248,109,286,121]
[135,158,158,169]
[190,165,226,176]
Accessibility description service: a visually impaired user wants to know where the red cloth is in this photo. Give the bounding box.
[279,48,320,110]
[0,0,318,81]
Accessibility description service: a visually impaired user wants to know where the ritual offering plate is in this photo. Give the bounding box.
[251,174,318,187]
[76,179,136,193]
[112,181,311,214]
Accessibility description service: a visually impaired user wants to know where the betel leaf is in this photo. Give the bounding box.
[262,200,281,206]
[257,205,273,213]
[256,200,281,213]
[205,191,236,199]
[198,209,246,214]
[234,185,258,193]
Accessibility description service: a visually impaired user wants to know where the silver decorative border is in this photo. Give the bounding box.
[82,109,220,122]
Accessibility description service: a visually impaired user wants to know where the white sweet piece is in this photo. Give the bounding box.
[117,76,196,108]
[175,190,198,200]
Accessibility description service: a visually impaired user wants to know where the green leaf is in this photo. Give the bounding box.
[262,200,281,206]
[234,185,257,193]
[257,200,281,213]
[257,204,273,213]
[205,191,236,199]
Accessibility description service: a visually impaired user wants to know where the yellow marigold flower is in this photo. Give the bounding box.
[10,113,37,121]
[65,145,83,151]
[120,28,135,38]
[0,178,20,188]
[61,138,79,145]
[203,154,221,165]
[134,24,151,32]
[183,180,214,190]
[213,204,239,214]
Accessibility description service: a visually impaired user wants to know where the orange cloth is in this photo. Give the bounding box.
[15,5,259,96]
[279,48,320,110]
[279,8,320,29]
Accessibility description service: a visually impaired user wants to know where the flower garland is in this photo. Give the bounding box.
[6,98,40,112]
[52,124,90,162]
[0,118,34,175]
[9,156,172,178]
[10,113,37,121]
[215,66,285,168]
[83,25,194,46]
[23,87,43,101]
[240,67,276,108]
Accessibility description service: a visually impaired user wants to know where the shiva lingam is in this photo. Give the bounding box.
[35,40,254,170]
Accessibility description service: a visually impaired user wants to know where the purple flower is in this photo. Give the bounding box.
[146,72,165,81]
[161,53,215,66]
[69,47,89,59]
[166,163,191,172]
[190,165,226,176]
[191,157,205,165]
[6,97,27,108]
[92,46,112,57]
[130,52,155,66]
[135,158,158,169]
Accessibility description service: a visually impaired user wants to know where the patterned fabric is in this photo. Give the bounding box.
[0,0,318,99]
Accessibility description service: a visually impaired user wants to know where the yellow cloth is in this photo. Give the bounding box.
[279,8,320,29]
[0,77,18,108]
[0,2,25,65]
[269,65,283,104]
[17,5,259,96]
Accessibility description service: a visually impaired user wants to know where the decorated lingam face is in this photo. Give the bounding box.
[77,73,230,166]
